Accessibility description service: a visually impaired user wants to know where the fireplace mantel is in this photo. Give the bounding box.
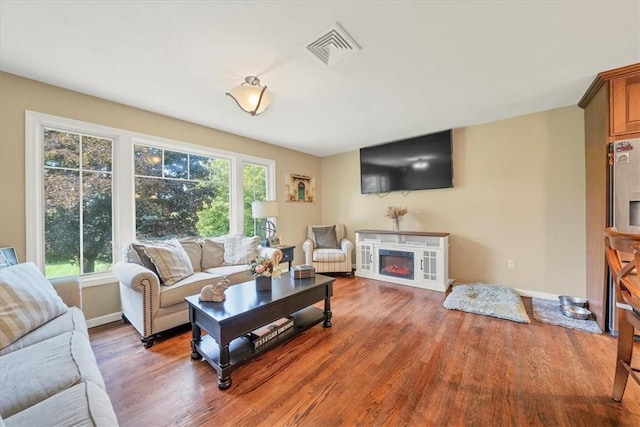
[354,230,450,292]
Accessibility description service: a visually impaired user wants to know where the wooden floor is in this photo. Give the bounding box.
[90,276,640,427]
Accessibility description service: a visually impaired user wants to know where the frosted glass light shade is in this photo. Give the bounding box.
[251,201,279,219]
[226,76,273,116]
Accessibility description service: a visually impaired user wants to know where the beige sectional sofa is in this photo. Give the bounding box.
[113,234,282,348]
[0,262,118,427]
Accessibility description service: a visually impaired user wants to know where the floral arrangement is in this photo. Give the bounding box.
[247,256,282,279]
[385,206,408,220]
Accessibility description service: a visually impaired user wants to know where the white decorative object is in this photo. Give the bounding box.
[199,277,231,302]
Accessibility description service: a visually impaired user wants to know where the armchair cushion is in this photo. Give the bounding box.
[0,262,68,350]
[312,248,346,262]
[307,224,345,248]
[312,225,340,249]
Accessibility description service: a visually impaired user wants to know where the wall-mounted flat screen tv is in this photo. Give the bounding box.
[360,129,453,194]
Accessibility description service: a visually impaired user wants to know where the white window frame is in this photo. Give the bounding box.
[25,111,276,287]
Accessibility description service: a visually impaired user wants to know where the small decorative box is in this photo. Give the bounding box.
[292,265,315,279]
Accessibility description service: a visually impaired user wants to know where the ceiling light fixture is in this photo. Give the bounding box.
[226,76,273,116]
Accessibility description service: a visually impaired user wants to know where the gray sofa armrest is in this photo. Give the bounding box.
[49,276,82,309]
[113,261,160,293]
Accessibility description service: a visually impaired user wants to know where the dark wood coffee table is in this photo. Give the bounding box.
[185,272,334,389]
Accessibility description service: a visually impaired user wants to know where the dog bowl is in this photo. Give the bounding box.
[560,305,591,320]
[558,295,588,308]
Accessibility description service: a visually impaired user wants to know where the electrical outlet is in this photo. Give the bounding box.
[508,259,516,269]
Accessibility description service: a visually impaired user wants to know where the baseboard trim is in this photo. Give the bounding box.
[515,288,559,301]
[87,311,122,328]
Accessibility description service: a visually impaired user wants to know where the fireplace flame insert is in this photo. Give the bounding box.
[379,249,414,280]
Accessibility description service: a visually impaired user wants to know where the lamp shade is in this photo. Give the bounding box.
[251,201,279,219]
[226,76,273,116]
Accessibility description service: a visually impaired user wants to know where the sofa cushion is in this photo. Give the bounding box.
[223,234,260,265]
[202,264,249,280]
[158,272,217,308]
[0,262,69,351]
[201,237,225,269]
[179,237,202,272]
[312,225,339,249]
[312,248,346,262]
[0,307,87,356]
[143,239,194,286]
[0,331,105,418]
[4,382,118,427]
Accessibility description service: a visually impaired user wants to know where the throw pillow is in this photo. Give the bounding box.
[179,238,202,272]
[223,234,260,265]
[121,242,143,265]
[313,225,339,249]
[131,242,161,278]
[143,239,194,286]
[201,238,225,269]
[0,262,69,350]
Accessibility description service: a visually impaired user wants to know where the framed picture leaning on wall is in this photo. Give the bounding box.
[0,247,19,269]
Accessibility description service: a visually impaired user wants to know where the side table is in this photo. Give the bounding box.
[275,245,295,270]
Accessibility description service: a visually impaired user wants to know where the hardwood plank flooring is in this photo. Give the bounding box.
[90,276,640,426]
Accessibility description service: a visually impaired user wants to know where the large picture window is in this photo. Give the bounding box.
[134,145,231,239]
[43,128,113,278]
[26,111,276,284]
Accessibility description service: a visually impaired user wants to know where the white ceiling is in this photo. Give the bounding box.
[1,1,639,157]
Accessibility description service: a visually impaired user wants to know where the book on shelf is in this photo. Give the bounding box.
[247,317,294,350]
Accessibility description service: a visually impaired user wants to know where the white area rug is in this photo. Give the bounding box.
[532,298,602,334]
[443,283,530,324]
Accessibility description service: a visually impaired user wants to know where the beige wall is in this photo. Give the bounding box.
[1,71,587,324]
[322,106,586,297]
[0,72,322,321]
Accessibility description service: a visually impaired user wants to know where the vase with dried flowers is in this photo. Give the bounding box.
[248,256,282,291]
[385,206,408,231]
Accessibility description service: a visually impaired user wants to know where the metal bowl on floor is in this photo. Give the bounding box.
[558,295,588,308]
[560,305,591,320]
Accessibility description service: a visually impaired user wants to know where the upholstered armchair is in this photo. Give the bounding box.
[302,224,354,275]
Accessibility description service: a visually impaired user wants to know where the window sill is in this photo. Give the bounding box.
[81,271,117,288]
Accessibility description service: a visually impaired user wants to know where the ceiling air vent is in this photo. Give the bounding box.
[305,22,361,66]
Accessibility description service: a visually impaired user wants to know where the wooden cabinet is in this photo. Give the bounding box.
[610,74,640,136]
[579,62,640,332]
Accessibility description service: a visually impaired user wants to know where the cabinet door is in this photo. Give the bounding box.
[356,244,374,273]
[417,249,443,283]
[610,74,640,136]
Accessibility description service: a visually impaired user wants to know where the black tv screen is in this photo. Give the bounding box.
[360,130,453,194]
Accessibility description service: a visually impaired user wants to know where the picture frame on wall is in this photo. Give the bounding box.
[285,172,315,202]
[0,247,19,269]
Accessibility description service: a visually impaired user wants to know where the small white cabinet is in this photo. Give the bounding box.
[356,242,374,273]
[355,230,450,292]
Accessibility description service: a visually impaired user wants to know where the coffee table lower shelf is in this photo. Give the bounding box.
[192,306,325,388]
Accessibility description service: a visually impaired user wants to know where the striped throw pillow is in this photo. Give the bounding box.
[0,262,68,350]
[143,239,194,286]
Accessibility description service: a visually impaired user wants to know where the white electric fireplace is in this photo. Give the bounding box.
[355,230,450,292]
